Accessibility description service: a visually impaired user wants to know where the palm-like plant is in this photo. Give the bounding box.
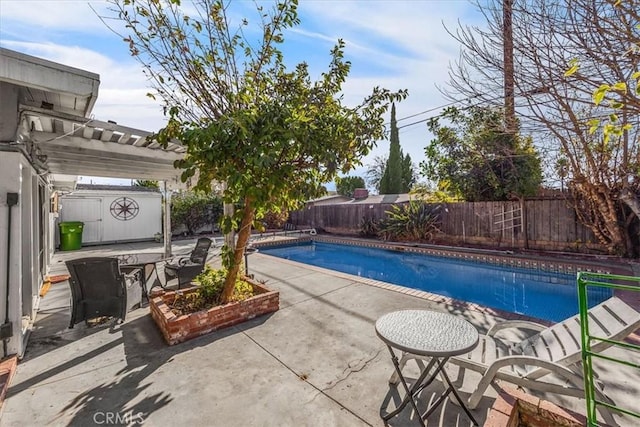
[379,201,441,242]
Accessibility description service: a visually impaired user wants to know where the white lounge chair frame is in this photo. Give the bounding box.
[390,296,640,412]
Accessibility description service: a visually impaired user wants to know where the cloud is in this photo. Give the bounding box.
[291,1,481,176]
[1,40,166,131]
[0,1,113,33]
[1,0,483,181]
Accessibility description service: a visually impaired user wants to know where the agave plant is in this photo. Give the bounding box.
[359,216,380,237]
[379,201,441,242]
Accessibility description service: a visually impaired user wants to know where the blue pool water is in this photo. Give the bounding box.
[260,241,612,322]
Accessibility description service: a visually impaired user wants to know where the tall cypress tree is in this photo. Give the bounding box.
[401,153,414,192]
[379,103,403,194]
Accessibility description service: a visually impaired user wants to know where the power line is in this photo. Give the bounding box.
[396,92,507,130]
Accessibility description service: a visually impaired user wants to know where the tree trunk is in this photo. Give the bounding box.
[620,187,640,221]
[574,181,628,256]
[220,197,254,303]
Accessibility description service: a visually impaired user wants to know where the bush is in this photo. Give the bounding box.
[359,216,379,237]
[171,192,223,235]
[379,201,441,242]
[261,210,289,230]
[170,265,255,315]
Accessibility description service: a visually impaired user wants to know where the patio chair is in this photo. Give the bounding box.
[65,257,141,328]
[390,296,640,410]
[164,237,212,288]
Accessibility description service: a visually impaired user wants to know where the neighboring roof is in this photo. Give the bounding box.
[308,194,352,205]
[347,194,410,204]
[306,193,412,205]
[75,184,160,193]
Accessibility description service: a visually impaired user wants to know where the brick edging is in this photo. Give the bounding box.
[484,386,587,427]
[150,281,279,345]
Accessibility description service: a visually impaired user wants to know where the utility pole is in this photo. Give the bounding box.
[503,0,515,134]
[503,0,528,249]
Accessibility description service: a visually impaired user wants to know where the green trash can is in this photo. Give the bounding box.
[59,221,84,251]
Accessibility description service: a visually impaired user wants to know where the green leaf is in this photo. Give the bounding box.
[564,59,579,77]
[593,84,610,106]
[611,82,627,92]
[564,64,579,77]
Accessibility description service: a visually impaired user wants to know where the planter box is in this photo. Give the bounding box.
[484,387,587,427]
[149,279,279,345]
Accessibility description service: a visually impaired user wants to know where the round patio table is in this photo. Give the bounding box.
[376,310,479,426]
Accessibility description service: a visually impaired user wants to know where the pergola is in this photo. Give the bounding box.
[3,48,189,256]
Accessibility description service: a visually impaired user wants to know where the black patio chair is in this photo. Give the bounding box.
[65,257,141,328]
[164,237,213,288]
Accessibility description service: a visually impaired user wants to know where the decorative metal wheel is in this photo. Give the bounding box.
[110,197,139,221]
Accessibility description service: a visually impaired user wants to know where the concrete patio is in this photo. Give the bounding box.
[1,239,639,426]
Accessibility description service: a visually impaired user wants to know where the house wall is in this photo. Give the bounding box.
[0,150,44,357]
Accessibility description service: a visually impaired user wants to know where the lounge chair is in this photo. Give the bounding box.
[66,257,141,328]
[390,296,640,410]
[164,237,212,288]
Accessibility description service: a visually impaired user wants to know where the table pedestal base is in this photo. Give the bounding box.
[381,346,478,426]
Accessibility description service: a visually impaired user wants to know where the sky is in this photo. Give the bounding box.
[0,0,484,190]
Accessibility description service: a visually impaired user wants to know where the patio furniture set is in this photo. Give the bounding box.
[65,237,212,328]
[377,297,640,426]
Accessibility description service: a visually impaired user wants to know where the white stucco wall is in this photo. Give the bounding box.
[0,151,27,356]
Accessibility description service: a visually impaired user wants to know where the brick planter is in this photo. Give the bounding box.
[484,387,587,427]
[149,279,279,345]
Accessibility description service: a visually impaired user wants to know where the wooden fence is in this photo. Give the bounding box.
[289,199,601,252]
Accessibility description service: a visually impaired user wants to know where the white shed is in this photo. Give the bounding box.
[59,185,162,246]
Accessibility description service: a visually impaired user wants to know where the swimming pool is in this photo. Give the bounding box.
[259,241,612,322]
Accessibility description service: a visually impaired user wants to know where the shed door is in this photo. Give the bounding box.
[62,198,102,243]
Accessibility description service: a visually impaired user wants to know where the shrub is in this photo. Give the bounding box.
[359,216,380,237]
[171,192,223,235]
[378,201,441,242]
[170,265,255,315]
[261,210,289,230]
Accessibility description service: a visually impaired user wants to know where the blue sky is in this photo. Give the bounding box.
[0,0,483,190]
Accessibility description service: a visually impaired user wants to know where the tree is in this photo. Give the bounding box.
[379,103,404,194]
[367,155,416,194]
[335,176,365,197]
[133,179,159,189]
[401,153,416,192]
[109,0,406,301]
[365,155,387,193]
[443,0,640,256]
[171,191,223,235]
[421,106,542,202]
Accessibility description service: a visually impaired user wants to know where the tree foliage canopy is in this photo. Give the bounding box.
[379,103,403,194]
[171,191,223,235]
[109,0,406,299]
[379,103,415,194]
[335,176,366,198]
[421,106,542,202]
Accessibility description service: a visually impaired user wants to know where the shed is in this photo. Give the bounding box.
[59,185,162,246]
